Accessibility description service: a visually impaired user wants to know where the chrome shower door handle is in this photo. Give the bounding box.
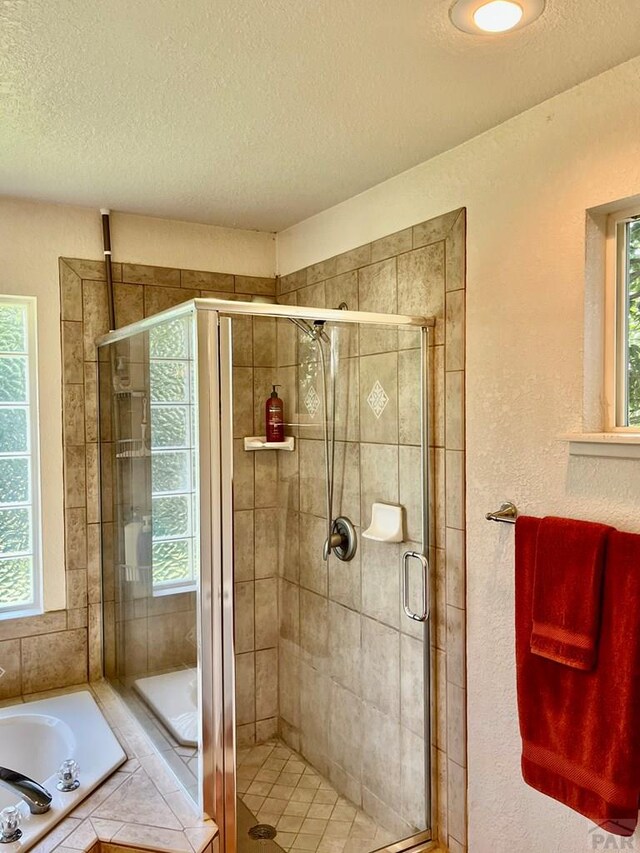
[402,550,430,622]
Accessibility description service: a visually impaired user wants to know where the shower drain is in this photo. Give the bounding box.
[248,824,277,841]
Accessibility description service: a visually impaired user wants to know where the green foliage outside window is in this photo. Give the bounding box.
[627,220,640,425]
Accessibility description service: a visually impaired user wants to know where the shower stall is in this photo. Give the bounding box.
[97,297,434,853]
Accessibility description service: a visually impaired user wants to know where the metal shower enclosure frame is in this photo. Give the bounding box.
[97,297,435,853]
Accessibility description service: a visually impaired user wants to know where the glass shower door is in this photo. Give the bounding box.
[100,312,202,805]
[227,312,431,853]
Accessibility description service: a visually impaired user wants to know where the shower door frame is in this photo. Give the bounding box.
[209,300,436,853]
[98,298,435,853]
[195,307,232,843]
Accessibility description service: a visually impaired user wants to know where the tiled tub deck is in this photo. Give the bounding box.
[1,681,217,853]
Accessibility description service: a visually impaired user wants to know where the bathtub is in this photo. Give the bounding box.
[0,690,126,850]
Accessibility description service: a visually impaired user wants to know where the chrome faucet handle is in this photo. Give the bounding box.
[0,806,22,843]
[57,759,80,792]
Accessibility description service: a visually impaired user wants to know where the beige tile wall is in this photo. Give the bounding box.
[275,209,467,851]
[88,263,276,690]
[0,259,275,703]
[275,331,427,838]
[232,313,282,742]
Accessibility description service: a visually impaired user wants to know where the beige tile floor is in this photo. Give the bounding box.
[237,740,396,853]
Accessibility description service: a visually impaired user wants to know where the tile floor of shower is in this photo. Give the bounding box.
[238,739,398,853]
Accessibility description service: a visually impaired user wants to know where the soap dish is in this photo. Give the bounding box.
[243,436,295,451]
[362,503,404,543]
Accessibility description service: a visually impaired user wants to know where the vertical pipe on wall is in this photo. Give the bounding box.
[100,208,116,331]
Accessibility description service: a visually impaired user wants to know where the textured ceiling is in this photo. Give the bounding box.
[2,0,640,231]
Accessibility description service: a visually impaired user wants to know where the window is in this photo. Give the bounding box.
[148,317,197,594]
[607,207,640,430]
[0,298,42,615]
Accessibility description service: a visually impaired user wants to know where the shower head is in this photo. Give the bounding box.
[312,320,330,343]
[289,317,329,343]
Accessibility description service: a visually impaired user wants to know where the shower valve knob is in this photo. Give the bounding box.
[324,517,357,562]
[323,531,344,561]
[57,759,80,792]
[0,806,22,843]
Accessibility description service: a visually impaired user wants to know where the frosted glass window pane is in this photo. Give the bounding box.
[152,540,191,584]
[0,299,39,612]
[149,318,189,359]
[0,458,29,504]
[0,306,26,353]
[0,557,32,604]
[152,496,190,538]
[151,451,190,493]
[151,407,188,448]
[0,408,28,453]
[150,362,188,403]
[0,357,27,403]
[0,508,30,555]
[147,314,196,593]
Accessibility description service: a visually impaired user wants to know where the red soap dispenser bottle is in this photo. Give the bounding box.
[265,385,284,442]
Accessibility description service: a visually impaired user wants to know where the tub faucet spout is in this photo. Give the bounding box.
[0,767,52,814]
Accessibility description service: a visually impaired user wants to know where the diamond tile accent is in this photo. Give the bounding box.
[367,380,389,419]
[304,386,321,418]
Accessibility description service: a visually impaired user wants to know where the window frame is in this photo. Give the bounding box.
[605,205,640,432]
[0,296,43,618]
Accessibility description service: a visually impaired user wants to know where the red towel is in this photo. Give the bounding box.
[531,516,612,670]
[516,516,640,836]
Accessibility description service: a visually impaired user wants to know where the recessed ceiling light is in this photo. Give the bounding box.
[449,0,545,35]
[474,1,523,32]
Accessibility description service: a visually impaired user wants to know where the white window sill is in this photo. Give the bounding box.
[560,432,640,459]
[153,582,197,598]
[0,605,43,622]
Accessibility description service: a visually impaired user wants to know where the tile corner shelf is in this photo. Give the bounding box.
[244,435,295,451]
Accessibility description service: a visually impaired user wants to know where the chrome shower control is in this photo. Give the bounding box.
[0,806,22,843]
[57,759,80,792]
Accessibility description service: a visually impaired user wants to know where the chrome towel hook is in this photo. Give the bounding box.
[486,501,518,524]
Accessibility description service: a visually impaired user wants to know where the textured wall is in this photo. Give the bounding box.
[276,55,640,852]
